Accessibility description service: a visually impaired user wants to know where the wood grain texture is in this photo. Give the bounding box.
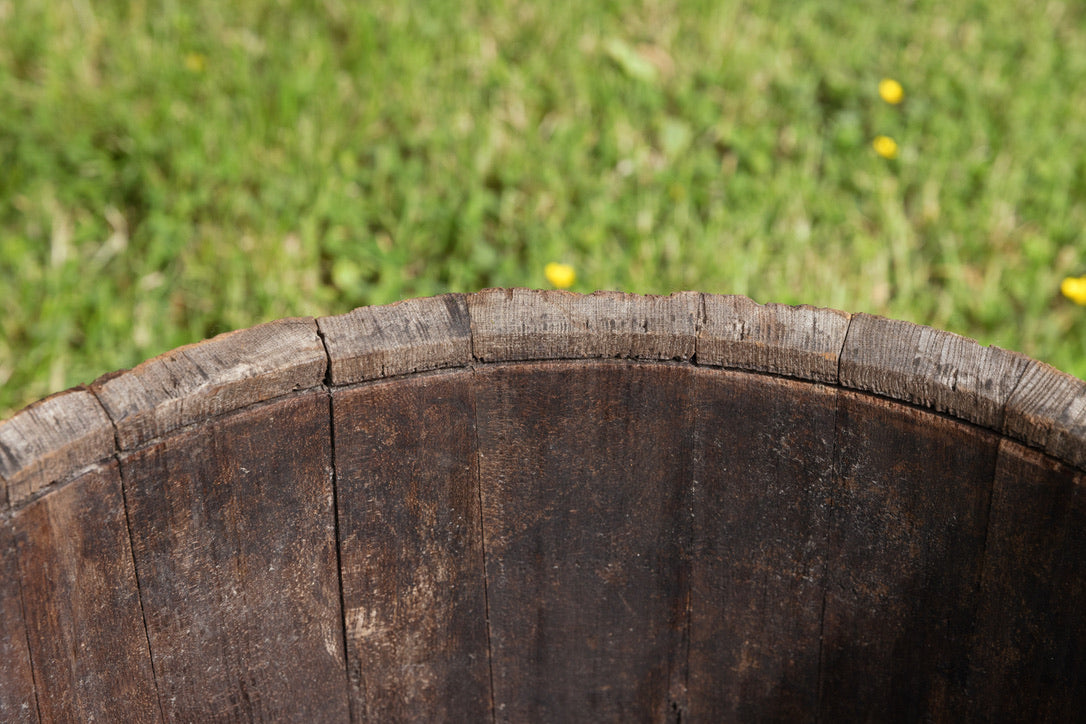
[318,293,472,386]
[12,461,160,722]
[839,313,1031,431]
[92,317,326,451]
[0,388,114,509]
[475,361,692,723]
[820,390,999,721]
[697,295,850,383]
[1,290,1085,720]
[469,288,700,363]
[687,369,836,722]
[0,522,37,723]
[965,440,1086,721]
[119,390,348,722]
[333,370,490,722]
[1003,359,1086,472]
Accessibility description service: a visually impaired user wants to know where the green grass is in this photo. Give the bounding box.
[2,0,1086,418]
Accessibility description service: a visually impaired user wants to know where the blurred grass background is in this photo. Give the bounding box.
[2,0,1085,418]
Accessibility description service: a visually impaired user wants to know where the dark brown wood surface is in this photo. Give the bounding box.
[119,390,349,721]
[11,462,160,722]
[1,289,1085,721]
[0,521,37,723]
[332,370,490,722]
[687,369,837,721]
[475,361,693,723]
[819,390,1000,721]
[966,440,1086,720]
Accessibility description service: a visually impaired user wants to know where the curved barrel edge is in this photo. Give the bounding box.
[0,388,115,511]
[91,317,326,452]
[697,294,850,383]
[467,287,701,363]
[838,313,1033,432]
[1004,359,1086,472]
[2,290,1084,504]
[317,293,471,386]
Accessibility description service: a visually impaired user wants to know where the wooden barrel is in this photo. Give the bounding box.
[1,289,1083,722]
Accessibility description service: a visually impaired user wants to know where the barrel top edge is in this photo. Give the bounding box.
[3,290,1084,476]
[89,316,327,451]
[0,385,116,511]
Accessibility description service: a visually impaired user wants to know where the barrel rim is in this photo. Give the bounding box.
[2,288,1083,510]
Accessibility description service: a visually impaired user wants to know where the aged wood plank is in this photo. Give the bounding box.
[820,391,998,721]
[12,461,160,722]
[839,313,1031,431]
[318,293,472,386]
[93,318,327,451]
[475,360,693,722]
[469,288,701,362]
[119,390,349,722]
[1003,359,1086,472]
[0,521,37,723]
[0,388,114,509]
[965,440,1086,720]
[333,370,490,721]
[687,369,836,722]
[697,295,849,383]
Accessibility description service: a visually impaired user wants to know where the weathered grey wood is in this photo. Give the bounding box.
[333,370,490,721]
[12,461,160,722]
[839,313,1031,431]
[697,295,850,383]
[965,440,1086,720]
[318,294,472,386]
[0,388,114,509]
[475,361,692,722]
[92,318,326,451]
[469,288,700,362]
[0,522,37,723]
[819,390,999,721]
[1003,359,1086,472]
[687,369,836,721]
[119,390,349,721]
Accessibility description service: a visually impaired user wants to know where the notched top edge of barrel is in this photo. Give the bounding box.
[0,386,115,510]
[838,312,1035,432]
[696,293,851,383]
[468,287,701,363]
[317,293,472,386]
[2,290,1085,482]
[89,316,327,451]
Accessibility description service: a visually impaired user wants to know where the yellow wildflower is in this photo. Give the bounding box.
[1061,275,1086,305]
[544,262,576,289]
[879,78,904,105]
[873,135,899,159]
[185,53,206,73]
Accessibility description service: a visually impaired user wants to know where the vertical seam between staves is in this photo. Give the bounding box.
[88,385,168,723]
[315,323,356,723]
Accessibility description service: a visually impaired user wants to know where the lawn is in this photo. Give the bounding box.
[2,0,1085,418]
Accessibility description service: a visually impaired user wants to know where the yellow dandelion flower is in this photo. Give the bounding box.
[879,78,904,105]
[1061,275,1086,305]
[544,262,576,289]
[873,135,899,159]
[185,53,206,73]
